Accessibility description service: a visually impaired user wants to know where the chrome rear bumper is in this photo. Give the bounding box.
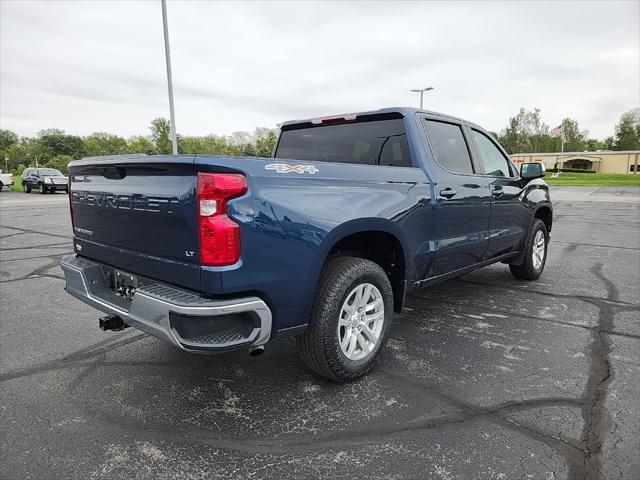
[60,255,272,352]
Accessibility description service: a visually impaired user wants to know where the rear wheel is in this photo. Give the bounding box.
[23,182,31,193]
[297,256,393,382]
[509,219,548,280]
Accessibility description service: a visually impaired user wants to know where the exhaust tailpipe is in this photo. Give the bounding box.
[249,345,265,356]
[99,314,128,332]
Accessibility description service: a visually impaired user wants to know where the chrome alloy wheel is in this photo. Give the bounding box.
[532,230,546,270]
[338,283,384,361]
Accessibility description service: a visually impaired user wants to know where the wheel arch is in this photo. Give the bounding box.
[533,204,553,233]
[310,219,410,313]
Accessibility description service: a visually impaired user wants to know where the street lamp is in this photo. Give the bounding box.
[410,87,434,109]
[161,0,178,155]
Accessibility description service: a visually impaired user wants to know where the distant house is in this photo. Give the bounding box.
[511,151,640,174]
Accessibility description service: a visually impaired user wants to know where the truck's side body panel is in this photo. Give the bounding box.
[195,156,432,331]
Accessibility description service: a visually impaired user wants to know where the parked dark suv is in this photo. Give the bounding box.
[21,168,69,193]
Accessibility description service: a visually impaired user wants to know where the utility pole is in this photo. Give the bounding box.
[161,0,178,155]
[410,87,434,109]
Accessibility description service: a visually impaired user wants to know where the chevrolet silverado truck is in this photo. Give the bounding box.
[61,107,552,382]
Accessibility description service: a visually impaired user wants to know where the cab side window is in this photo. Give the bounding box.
[471,130,512,177]
[424,120,474,174]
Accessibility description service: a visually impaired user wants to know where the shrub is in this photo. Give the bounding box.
[545,168,597,174]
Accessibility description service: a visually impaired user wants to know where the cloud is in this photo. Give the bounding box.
[1,0,638,139]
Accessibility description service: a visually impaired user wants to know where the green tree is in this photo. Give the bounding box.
[498,108,557,154]
[37,129,86,160]
[127,136,156,154]
[84,132,127,157]
[602,136,615,150]
[13,163,27,176]
[584,138,604,151]
[150,118,172,154]
[45,155,73,174]
[0,129,19,151]
[253,127,278,157]
[613,109,640,151]
[559,118,587,152]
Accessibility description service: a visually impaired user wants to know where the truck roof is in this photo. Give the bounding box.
[280,107,484,131]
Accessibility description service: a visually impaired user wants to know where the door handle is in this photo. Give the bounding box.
[491,187,504,197]
[439,188,457,199]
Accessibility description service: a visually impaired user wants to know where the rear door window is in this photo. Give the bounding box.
[423,120,474,175]
[471,130,512,177]
[275,117,413,167]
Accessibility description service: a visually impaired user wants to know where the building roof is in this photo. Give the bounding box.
[512,150,640,156]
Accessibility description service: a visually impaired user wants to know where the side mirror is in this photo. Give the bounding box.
[520,162,545,180]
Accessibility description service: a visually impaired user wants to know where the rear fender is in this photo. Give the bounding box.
[299,218,411,323]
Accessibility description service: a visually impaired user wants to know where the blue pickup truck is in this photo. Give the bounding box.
[61,107,552,382]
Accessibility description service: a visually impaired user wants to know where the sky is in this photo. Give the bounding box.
[1,0,638,139]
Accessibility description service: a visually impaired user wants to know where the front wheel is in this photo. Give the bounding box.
[23,182,31,193]
[38,183,46,194]
[509,218,548,280]
[297,256,393,383]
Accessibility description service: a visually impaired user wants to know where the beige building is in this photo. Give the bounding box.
[511,151,640,174]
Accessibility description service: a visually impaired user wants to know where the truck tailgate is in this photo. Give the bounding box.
[68,155,200,291]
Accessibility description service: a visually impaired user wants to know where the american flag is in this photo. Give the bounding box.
[551,125,563,137]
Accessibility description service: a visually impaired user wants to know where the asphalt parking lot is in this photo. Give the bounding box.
[1,186,638,480]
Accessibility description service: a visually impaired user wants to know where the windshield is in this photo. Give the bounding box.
[275,116,412,168]
[39,169,64,177]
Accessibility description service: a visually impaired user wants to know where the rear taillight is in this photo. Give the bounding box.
[197,172,247,266]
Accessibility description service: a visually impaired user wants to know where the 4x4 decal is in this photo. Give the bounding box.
[265,163,319,175]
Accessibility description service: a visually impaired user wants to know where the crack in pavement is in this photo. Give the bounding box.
[61,360,588,463]
[0,231,26,239]
[0,250,74,263]
[407,292,640,340]
[0,242,71,251]
[460,278,638,308]
[0,225,72,240]
[556,241,640,252]
[0,253,68,283]
[579,263,617,480]
[461,262,623,480]
[0,333,147,382]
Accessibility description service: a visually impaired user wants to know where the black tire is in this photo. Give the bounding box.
[0,182,3,191]
[38,183,46,194]
[509,219,548,280]
[297,256,393,383]
[23,182,31,193]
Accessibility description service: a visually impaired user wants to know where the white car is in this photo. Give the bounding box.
[0,171,14,191]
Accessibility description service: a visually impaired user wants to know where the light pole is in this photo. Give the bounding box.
[161,0,178,155]
[410,87,434,109]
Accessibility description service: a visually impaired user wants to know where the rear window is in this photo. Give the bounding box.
[275,117,413,167]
